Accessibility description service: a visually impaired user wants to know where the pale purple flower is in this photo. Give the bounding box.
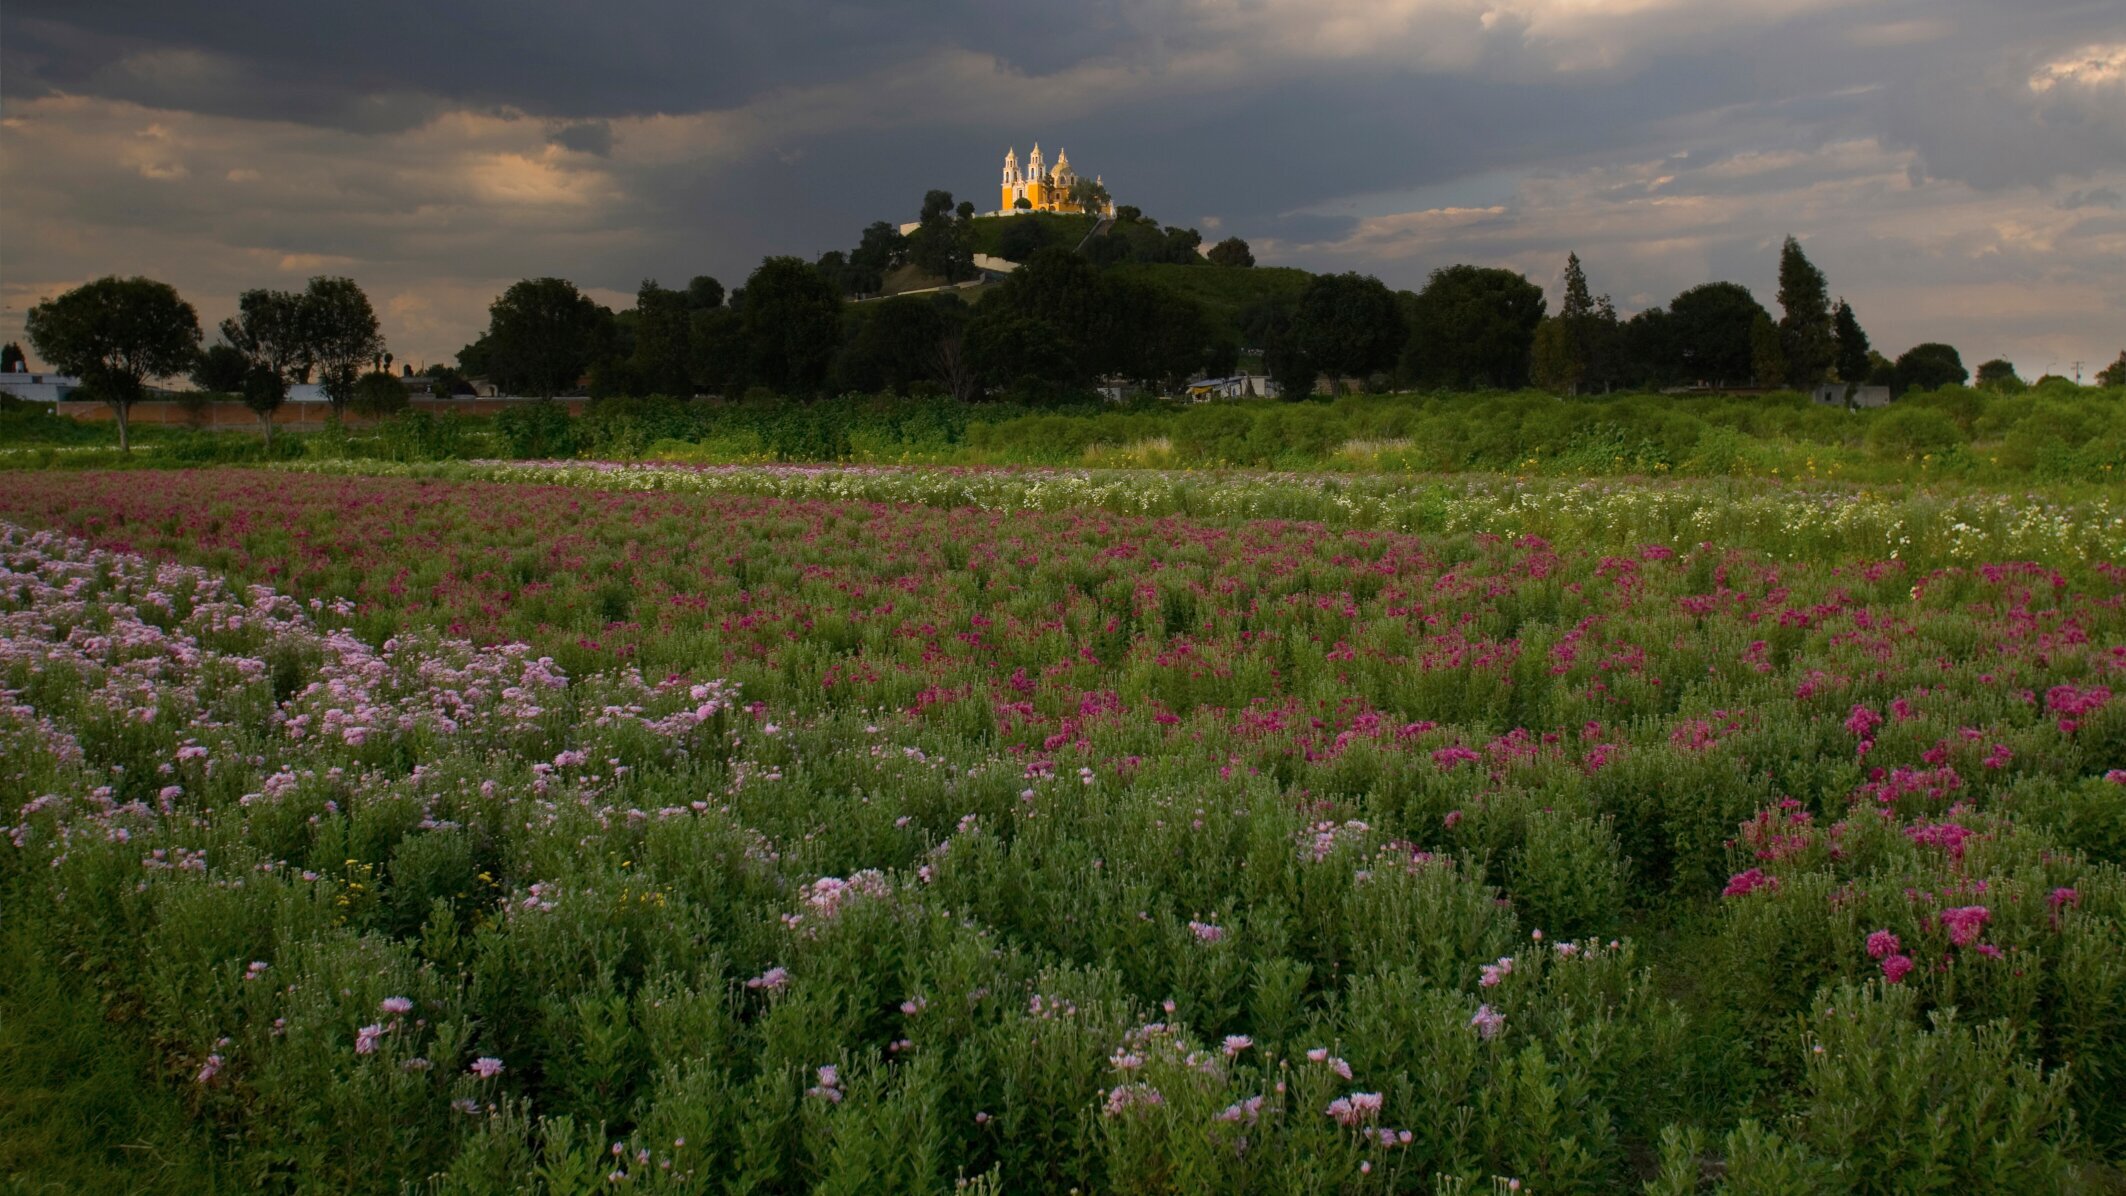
[1222,1034,1253,1057]
[355,1023,385,1054]
[746,966,790,992]
[196,1053,223,1084]
[379,996,414,1015]
[470,1056,505,1079]
[1470,1004,1505,1040]
[1187,919,1225,943]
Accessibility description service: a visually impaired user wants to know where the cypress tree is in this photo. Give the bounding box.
[1775,236,1834,388]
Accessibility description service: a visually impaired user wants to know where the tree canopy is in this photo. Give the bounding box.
[468,277,613,399]
[1775,236,1834,388]
[1403,265,1546,390]
[1667,282,1768,387]
[302,276,387,418]
[25,275,201,451]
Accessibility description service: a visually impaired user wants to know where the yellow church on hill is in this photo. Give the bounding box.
[999,144,1115,217]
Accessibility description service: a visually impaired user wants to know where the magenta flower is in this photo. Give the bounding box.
[1865,930,1901,959]
[1722,868,1777,898]
[1939,905,1991,947]
[1880,954,1915,984]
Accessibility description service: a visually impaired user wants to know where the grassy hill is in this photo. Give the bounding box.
[967,213,1098,259]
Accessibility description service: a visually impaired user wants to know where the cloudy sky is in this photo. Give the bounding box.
[4,1,2122,378]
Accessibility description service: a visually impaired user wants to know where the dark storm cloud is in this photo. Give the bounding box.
[1,2,1177,127]
[3,0,2122,375]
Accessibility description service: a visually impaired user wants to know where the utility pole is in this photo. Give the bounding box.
[2071,361,2083,383]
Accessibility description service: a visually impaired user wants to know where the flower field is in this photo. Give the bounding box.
[1,465,2123,1193]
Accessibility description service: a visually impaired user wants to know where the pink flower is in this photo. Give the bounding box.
[1881,954,1915,984]
[1188,920,1225,944]
[196,1053,223,1084]
[2049,887,2080,911]
[1722,868,1777,898]
[1479,956,1515,987]
[1940,905,1991,947]
[1217,1095,1265,1125]
[1432,746,1481,771]
[1865,930,1901,959]
[1326,1094,1385,1126]
[355,1023,385,1054]
[1845,704,1883,741]
[1222,1034,1253,1057]
[470,1056,505,1079]
[379,996,413,1015]
[1470,1004,1505,1040]
[745,966,789,991]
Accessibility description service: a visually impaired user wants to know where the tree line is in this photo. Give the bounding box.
[21,202,2123,454]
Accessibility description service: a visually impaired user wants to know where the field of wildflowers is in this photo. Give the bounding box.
[1,464,2122,1192]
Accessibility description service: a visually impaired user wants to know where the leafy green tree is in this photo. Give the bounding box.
[1160,227,1204,264]
[1891,343,1968,395]
[1531,253,1616,394]
[2094,352,2125,388]
[1069,177,1110,213]
[849,225,905,289]
[995,219,1054,264]
[217,287,313,444]
[1403,265,1547,389]
[686,275,726,311]
[964,312,1080,396]
[1749,312,1787,386]
[1206,237,1255,268]
[1104,278,1212,393]
[1832,300,1870,381]
[630,280,694,396]
[352,370,408,417]
[1826,299,1874,407]
[191,343,250,394]
[239,364,288,442]
[25,275,201,451]
[687,308,748,397]
[1619,307,1678,390]
[908,190,975,282]
[300,277,386,419]
[1013,197,1033,211]
[1775,236,1834,387]
[1530,318,1577,395]
[423,364,474,397]
[836,297,951,395]
[1292,272,1403,393]
[0,342,25,372]
[1667,282,1768,386]
[1975,359,2025,393]
[478,278,613,399]
[740,256,843,396]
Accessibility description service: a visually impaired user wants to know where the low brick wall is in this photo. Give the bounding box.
[51,398,590,428]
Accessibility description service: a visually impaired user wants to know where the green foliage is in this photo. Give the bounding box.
[1404,265,1547,390]
[1668,282,1769,387]
[1892,343,1968,396]
[1774,237,1834,388]
[742,257,844,397]
[493,398,578,458]
[25,275,202,451]
[302,276,387,418]
[467,278,614,399]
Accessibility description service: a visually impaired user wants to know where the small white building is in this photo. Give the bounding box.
[1185,375,1279,400]
[0,371,82,404]
[1809,383,1892,409]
